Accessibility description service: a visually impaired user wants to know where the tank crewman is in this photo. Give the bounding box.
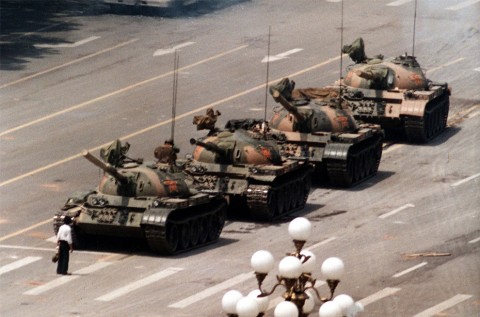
[56,216,73,275]
[192,108,221,131]
[154,139,179,165]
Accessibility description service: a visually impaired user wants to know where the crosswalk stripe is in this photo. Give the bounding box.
[96,267,183,302]
[24,262,112,295]
[412,294,473,317]
[358,287,401,306]
[169,272,252,308]
[0,256,42,276]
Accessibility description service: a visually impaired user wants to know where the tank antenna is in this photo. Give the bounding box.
[264,26,272,122]
[171,51,179,143]
[338,0,344,105]
[412,0,418,56]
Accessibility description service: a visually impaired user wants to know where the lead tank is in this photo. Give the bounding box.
[267,78,384,187]
[53,140,227,255]
[185,125,313,222]
[340,37,450,143]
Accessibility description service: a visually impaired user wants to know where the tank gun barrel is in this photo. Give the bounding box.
[82,150,129,184]
[189,138,228,157]
[270,89,306,122]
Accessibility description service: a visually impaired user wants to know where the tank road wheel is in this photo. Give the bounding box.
[179,224,191,250]
[198,216,209,245]
[189,219,201,247]
[165,224,179,254]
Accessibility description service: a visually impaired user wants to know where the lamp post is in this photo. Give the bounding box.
[221,217,364,317]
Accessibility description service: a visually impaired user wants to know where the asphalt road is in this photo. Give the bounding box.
[0,0,479,316]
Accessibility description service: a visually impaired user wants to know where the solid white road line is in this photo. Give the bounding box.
[358,287,401,306]
[24,262,112,295]
[262,48,304,63]
[392,262,427,278]
[96,267,183,301]
[169,272,252,308]
[386,0,413,6]
[0,256,41,276]
[412,294,473,317]
[446,0,480,11]
[451,172,480,187]
[379,204,415,219]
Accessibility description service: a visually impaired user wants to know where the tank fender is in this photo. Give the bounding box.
[323,143,351,161]
[141,208,174,227]
[400,99,426,117]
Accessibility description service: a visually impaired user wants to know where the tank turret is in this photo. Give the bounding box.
[186,121,313,221]
[263,78,384,187]
[339,37,450,142]
[53,140,227,255]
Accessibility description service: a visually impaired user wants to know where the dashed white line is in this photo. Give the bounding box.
[358,287,401,306]
[262,48,304,63]
[475,67,480,72]
[153,42,195,56]
[426,58,465,75]
[169,272,252,308]
[392,262,427,278]
[379,204,415,219]
[304,237,336,251]
[24,262,112,295]
[412,294,473,317]
[96,267,183,301]
[386,0,412,6]
[0,244,116,255]
[468,237,480,244]
[34,36,101,48]
[451,172,480,187]
[446,0,480,11]
[0,256,42,276]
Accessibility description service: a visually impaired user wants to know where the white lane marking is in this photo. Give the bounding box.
[304,237,336,251]
[451,172,480,187]
[379,204,415,219]
[96,267,183,301]
[0,256,42,276]
[153,42,195,56]
[426,58,465,75]
[446,0,480,11]
[475,67,480,72]
[262,48,303,63]
[0,39,138,89]
[169,272,252,308]
[358,287,401,306]
[468,237,480,244]
[47,235,57,243]
[34,36,101,48]
[386,0,412,6]
[326,0,341,2]
[393,262,427,278]
[0,244,116,255]
[412,294,473,317]
[267,280,326,310]
[24,262,112,295]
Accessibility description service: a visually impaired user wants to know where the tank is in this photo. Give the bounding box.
[53,140,227,255]
[340,37,450,143]
[185,125,313,222]
[266,78,384,187]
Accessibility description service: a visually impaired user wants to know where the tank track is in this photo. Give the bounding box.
[143,198,227,255]
[325,134,383,187]
[404,93,449,143]
[246,167,312,222]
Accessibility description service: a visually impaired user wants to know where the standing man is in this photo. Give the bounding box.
[56,216,73,275]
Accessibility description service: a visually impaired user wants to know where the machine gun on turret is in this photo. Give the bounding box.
[82,150,129,185]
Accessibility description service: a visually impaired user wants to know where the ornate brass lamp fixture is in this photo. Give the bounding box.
[222,217,363,317]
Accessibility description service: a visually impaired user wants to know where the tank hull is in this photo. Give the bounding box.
[342,83,450,143]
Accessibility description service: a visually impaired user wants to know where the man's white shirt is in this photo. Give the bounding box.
[57,224,72,244]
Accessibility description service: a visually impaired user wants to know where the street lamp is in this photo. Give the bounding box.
[221,217,364,317]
